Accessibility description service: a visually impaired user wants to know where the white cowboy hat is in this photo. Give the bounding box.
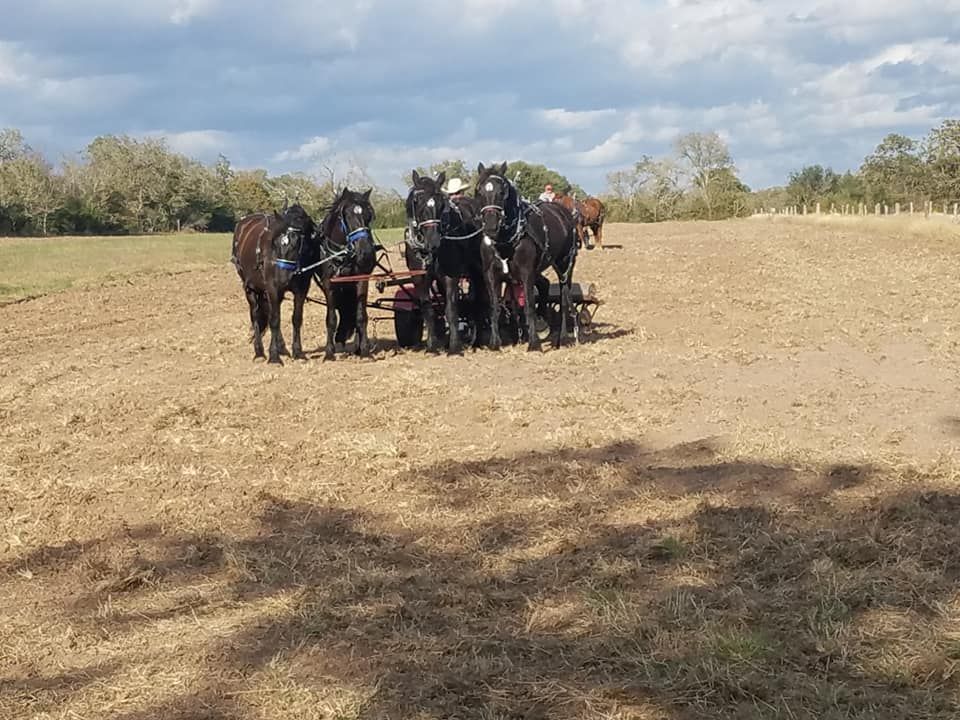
[442,177,470,194]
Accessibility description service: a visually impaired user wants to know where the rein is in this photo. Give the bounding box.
[481,175,524,250]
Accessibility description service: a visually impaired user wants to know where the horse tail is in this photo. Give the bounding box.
[333,284,358,344]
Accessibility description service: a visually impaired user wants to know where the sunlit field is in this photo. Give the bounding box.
[4,219,960,719]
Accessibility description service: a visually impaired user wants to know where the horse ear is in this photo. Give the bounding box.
[412,169,420,184]
[477,162,485,175]
[499,161,508,175]
[436,171,446,187]
[362,188,372,202]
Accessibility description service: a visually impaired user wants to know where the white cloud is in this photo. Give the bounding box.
[272,136,332,163]
[3,0,960,194]
[164,129,233,156]
[537,108,617,130]
[0,44,27,87]
[170,0,219,25]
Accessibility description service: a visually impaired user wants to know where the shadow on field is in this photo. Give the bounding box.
[4,441,960,719]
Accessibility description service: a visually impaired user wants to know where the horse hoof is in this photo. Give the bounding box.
[527,342,542,353]
[323,352,335,362]
[293,351,307,361]
[268,356,283,365]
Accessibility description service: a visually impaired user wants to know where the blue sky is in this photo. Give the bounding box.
[2,0,959,194]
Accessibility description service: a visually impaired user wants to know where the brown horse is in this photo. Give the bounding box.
[231,203,319,364]
[553,193,606,249]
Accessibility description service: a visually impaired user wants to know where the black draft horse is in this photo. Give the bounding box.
[313,187,377,360]
[474,162,579,351]
[231,203,319,364]
[405,170,485,353]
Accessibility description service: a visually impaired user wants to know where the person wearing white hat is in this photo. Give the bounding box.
[538,183,556,202]
[442,177,470,197]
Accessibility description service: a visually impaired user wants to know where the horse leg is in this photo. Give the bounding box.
[422,275,440,353]
[323,280,337,361]
[246,286,266,360]
[444,275,462,355]
[484,259,502,351]
[267,287,283,365]
[291,288,306,360]
[593,221,603,249]
[355,280,371,357]
[556,274,569,349]
[523,270,541,352]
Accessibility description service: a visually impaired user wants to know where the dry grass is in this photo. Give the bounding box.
[3,219,960,718]
[0,229,406,304]
[751,211,960,241]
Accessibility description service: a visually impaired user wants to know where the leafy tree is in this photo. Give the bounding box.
[860,133,926,206]
[503,161,585,201]
[787,165,839,207]
[674,131,734,220]
[406,159,472,189]
[637,156,685,222]
[922,120,960,202]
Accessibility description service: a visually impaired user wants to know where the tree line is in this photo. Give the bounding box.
[0,128,594,236]
[776,121,960,214]
[601,120,960,222]
[1,119,957,236]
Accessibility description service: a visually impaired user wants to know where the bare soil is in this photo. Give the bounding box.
[3,219,960,719]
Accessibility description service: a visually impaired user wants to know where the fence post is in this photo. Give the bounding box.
[884,204,889,215]
[895,202,900,215]
[910,202,914,215]
[945,202,949,215]
[954,202,958,219]
[875,204,880,216]
[816,202,821,214]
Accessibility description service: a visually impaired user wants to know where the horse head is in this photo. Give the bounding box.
[475,161,516,239]
[321,186,376,264]
[272,202,317,271]
[406,169,449,256]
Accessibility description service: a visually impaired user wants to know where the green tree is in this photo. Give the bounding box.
[503,161,585,200]
[0,128,29,163]
[406,159,472,189]
[637,156,685,222]
[674,131,734,220]
[859,133,926,206]
[787,165,840,207]
[923,120,960,202]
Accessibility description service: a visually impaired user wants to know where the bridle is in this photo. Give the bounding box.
[273,223,310,273]
[323,200,372,255]
[407,186,446,252]
[478,174,520,237]
[270,205,317,274]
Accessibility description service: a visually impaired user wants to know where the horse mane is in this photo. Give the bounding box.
[281,202,314,233]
